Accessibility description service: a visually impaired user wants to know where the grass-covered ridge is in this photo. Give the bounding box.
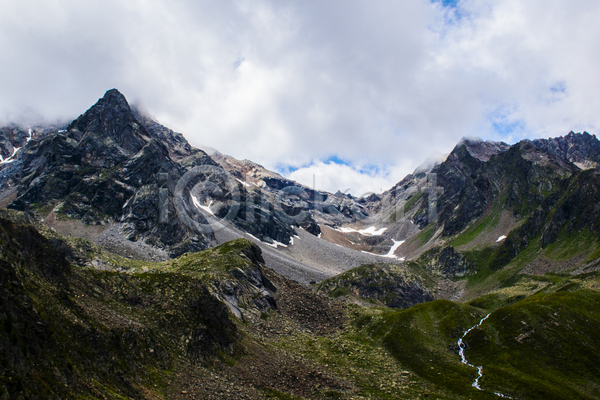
[123,238,263,277]
[468,289,600,399]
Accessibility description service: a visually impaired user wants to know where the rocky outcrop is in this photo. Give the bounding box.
[207,147,373,234]
[437,246,475,278]
[318,263,433,309]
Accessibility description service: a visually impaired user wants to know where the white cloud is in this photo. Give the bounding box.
[286,160,415,197]
[1,0,600,192]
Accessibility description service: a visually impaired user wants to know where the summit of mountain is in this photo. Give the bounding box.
[457,136,511,162]
[65,89,153,166]
[532,130,600,169]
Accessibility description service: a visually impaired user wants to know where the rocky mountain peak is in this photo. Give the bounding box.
[66,89,150,166]
[68,89,131,130]
[457,136,510,162]
[532,131,600,170]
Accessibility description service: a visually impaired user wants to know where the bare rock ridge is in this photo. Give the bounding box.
[532,130,600,169]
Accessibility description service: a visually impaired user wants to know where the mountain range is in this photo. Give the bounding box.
[1,89,600,399]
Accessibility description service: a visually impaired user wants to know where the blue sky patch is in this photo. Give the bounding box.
[276,164,299,175]
[430,0,465,28]
[433,0,459,8]
[550,81,566,94]
[275,155,351,175]
[358,164,385,177]
[492,120,525,136]
[324,155,350,166]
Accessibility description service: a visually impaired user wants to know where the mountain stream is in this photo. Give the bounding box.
[457,313,511,398]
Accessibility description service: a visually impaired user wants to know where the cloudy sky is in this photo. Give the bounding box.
[1,0,600,195]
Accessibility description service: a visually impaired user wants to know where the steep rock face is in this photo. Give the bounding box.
[490,168,600,269]
[0,125,61,191]
[432,143,488,235]
[0,125,30,161]
[434,145,597,272]
[131,112,305,245]
[132,105,217,167]
[367,138,503,237]
[532,131,600,169]
[407,139,578,238]
[208,148,371,234]
[11,89,172,210]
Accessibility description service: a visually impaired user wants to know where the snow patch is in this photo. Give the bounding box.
[496,235,507,242]
[1,146,21,164]
[235,178,250,187]
[384,240,405,258]
[265,240,288,248]
[361,250,380,256]
[360,240,405,259]
[191,195,213,215]
[335,226,387,236]
[245,232,288,248]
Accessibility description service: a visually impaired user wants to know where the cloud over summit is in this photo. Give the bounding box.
[1,0,599,193]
